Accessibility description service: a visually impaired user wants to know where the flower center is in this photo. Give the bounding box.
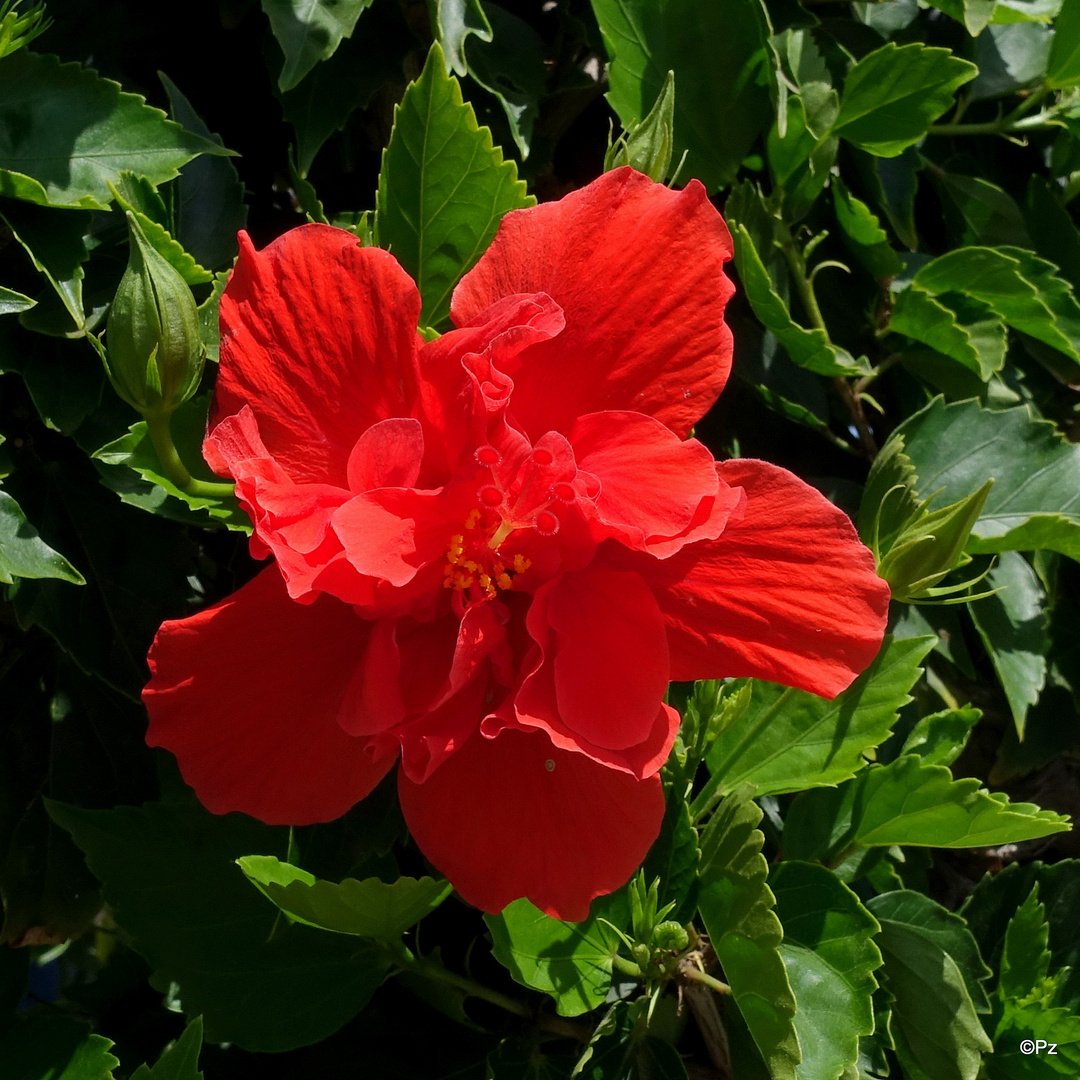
[443,508,531,598]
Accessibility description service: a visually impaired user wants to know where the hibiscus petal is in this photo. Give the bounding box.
[620,459,891,698]
[213,225,423,486]
[347,417,425,492]
[144,566,396,824]
[450,168,734,440]
[569,411,738,554]
[398,727,665,920]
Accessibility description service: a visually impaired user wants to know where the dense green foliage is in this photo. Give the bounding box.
[1,0,1079,1077]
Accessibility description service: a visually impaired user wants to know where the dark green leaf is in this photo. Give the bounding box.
[926,0,996,36]
[642,794,698,926]
[898,397,1080,560]
[770,862,882,1080]
[237,856,451,944]
[832,178,904,279]
[572,999,689,1079]
[261,0,375,91]
[48,799,391,1051]
[128,1017,203,1080]
[899,706,981,766]
[0,52,229,210]
[0,489,84,584]
[704,637,935,798]
[832,43,978,156]
[971,22,1053,99]
[869,891,993,1080]
[375,42,531,328]
[1047,0,1080,87]
[0,1014,119,1080]
[0,284,34,314]
[486,1036,575,1080]
[485,891,627,1018]
[110,182,213,286]
[697,787,799,1080]
[936,173,1031,248]
[432,0,492,77]
[591,0,771,191]
[160,74,247,272]
[969,551,1049,737]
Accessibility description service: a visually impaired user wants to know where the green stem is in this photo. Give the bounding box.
[681,966,732,995]
[144,412,235,499]
[612,954,645,979]
[929,85,1056,137]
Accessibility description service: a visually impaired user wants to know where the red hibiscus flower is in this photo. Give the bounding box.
[143,168,890,921]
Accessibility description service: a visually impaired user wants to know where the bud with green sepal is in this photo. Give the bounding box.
[859,428,996,604]
[604,70,678,183]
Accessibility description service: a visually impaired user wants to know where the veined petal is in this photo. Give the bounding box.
[213,226,423,487]
[398,726,665,920]
[617,459,891,698]
[144,566,396,825]
[450,168,734,440]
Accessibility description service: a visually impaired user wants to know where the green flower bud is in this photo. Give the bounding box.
[652,921,689,953]
[105,212,204,416]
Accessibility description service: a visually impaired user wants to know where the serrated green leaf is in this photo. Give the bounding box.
[0,284,34,314]
[697,787,800,1080]
[969,551,1049,737]
[261,0,375,91]
[1048,0,1080,87]
[47,798,391,1051]
[704,637,935,799]
[592,0,771,191]
[92,395,249,531]
[770,862,882,1080]
[728,221,870,376]
[375,42,531,328]
[0,52,229,211]
[832,178,904,279]
[998,885,1051,1002]
[784,755,1070,859]
[0,1014,119,1080]
[0,489,84,585]
[911,246,1080,366]
[990,1001,1080,1078]
[129,1017,203,1080]
[900,706,981,766]
[869,891,993,1080]
[485,891,627,1018]
[237,856,451,944]
[898,397,1080,560]
[889,286,1008,381]
[832,43,978,157]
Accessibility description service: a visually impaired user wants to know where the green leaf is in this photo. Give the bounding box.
[869,891,993,1080]
[261,0,375,91]
[989,1001,1080,1078]
[591,0,771,191]
[899,706,982,766]
[571,999,689,1079]
[998,885,1051,1002]
[642,794,699,926]
[129,1017,203,1080]
[48,798,391,1051]
[832,43,978,157]
[727,221,870,376]
[969,552,1049,737]
[160,74,247,272]
[770,862,882,1080]
[485,891,628,1018]
[605,70,676,183]
[704,636,935,798]
[937,172,1031,248]
[0,284,34,314]
[0,489,84,585]
[433,0,492,77]
[93,394,249,531]
[0,1014,119,1080]
[832,178,904,279]
[697,786,800,1080]
[898,397,1080,560]
[784,755,1070,859]
[487,1036,576,1080]
[910,246,1080,366]
[237,856,451,944]
[1047,0,1080,87]
[375,42,532,329]
[889,286,1008,381]
[927,0,997,35]
[0,52,230,211]
[972,22,1054,100]
[992,0,1061,22]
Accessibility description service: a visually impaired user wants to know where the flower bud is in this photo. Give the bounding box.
[652,921,689,953]
[105,212,204,416]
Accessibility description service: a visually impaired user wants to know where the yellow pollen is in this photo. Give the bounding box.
[442,515,532,596]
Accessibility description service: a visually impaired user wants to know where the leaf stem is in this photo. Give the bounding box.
[681,966,732,995]
[144,412,236,500]
[929,84,1057,137]
[611,954,645,979]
